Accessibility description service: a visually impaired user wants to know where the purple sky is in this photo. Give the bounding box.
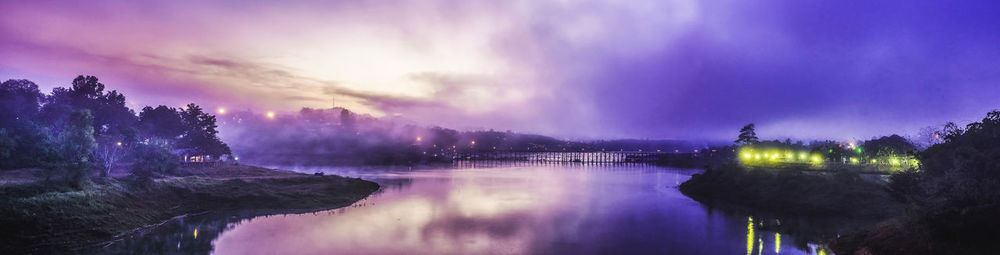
[2,0,1000,141]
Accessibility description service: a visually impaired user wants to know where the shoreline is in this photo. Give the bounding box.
[677,164,906,251]
[0,164,380,253]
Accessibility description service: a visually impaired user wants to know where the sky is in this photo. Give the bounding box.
[2,0,1000,141]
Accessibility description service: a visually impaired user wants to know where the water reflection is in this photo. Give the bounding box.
[91,165,838,254]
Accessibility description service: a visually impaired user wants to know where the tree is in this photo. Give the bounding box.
[39,75,137,137]
[49,110,97,188]
[178,103,231,157]
[340,108,356,127]
[94,136,129,177]
[915,125,945,149]
[0,120,56,169]
[861,135,917,160]
[0,79,44,126]
[734,123,759,145]
[138,105,185,142]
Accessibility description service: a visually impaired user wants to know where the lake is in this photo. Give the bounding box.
[90,163,832,254]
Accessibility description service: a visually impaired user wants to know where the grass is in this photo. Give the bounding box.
[0,166,379,253]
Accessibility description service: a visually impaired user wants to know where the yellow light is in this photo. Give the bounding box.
[744,154,751,159]
[786,153,793,158]
[775,233,781,254]
[116,142,122,146]
[764,153,769,157]
[871,159,877,164]
[194,229,198,239]
[812,156,821,162]
[850,157,859,164]
[746,217,754,255]
[217,107,227,114]
[891,158,900,165]
[266,111,276,119]
[799,153,807,159]
[755,154,761,159]
[770,155,777,160]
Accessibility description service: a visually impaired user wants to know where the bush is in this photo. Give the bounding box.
[129,143,179,184]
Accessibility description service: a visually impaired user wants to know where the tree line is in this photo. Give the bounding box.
[0,76,230,188]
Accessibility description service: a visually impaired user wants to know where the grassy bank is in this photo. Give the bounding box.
[830,203,1000,254]
[679,164,904,218]
[0,165,379,253]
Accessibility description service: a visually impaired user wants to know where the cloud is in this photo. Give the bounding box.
[3,0,1000,140]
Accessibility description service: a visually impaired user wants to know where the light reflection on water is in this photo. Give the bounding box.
[93,164,830,254]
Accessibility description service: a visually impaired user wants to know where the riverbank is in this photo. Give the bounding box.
[830,203,1000,254]
[0,165,379,253]
[679,164,904,218]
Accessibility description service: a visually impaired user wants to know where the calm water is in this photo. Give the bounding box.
[92,163,835,254]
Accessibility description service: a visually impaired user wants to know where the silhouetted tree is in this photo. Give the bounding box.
[886,110,1000,249]
[138,105,185,142]
[735,123,759,145]
[178,104,231,157]
[860,135,917,163]
[39,75,138,137]
[340,108,356,128]
[0,79,44,126]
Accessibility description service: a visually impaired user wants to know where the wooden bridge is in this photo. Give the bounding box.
[452,151,673,164]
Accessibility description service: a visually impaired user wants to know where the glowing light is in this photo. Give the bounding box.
[871,159,877,164]
[744,154,752,159]
[770,155,777,160]
[234,157,239,161]
[116,142,122,146]
[471,140,476,145]
[775,233,781,254]
[746,217,755,255]
[799,153,807,159]
[856,148,863,154]
[416,136,422,142]
[217,107,227,114]
[812,156,821,162]
[194,229,198,239]
[266,111,276,119]
[755,154,761,159]
[850,157,859,164]
[891,158,900,165]
[786,153,793,158]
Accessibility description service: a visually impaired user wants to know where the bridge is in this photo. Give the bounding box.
[452,151,681,164]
